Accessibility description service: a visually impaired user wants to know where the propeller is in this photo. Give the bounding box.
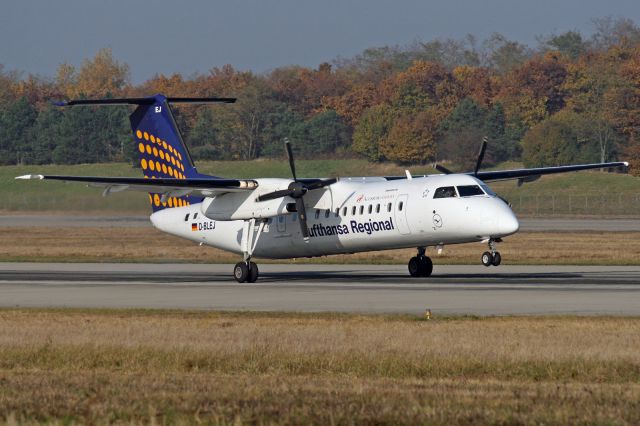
[435,136,488,175]
[474,136,488,176]
[435,164,453,174]
[256,138,337,239]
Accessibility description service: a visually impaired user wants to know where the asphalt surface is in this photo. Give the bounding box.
[1,263,639,315]
[2,215,640,231]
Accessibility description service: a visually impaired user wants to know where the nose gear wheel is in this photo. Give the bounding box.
[408,247,433,277]
[481,238,502,267]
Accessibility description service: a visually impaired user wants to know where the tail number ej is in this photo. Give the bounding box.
[154,106,162,113]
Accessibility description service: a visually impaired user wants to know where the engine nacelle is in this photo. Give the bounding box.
[201,192,290,220]
[200,177,335,221]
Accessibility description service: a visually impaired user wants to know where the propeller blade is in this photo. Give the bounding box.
[284,138,297,182]
[256,188,294,202]
[295,197,310,239]
[435,164,453,174]
[474,137,488,176]
[305,178,337,190]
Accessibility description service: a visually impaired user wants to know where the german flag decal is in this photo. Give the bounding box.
[191,223,198,231]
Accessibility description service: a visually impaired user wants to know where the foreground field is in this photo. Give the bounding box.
[0,310,638,424]
[2,226,639,265]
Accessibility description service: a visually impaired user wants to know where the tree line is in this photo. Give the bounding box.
[1,16,639,175]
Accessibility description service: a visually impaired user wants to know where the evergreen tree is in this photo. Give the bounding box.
[189,107,220,160]
[299,110,350,156]
[29,105,63,164]
[0,97,37,165]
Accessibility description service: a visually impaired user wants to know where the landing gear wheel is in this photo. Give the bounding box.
[491,251,502,267]
[234,262,249,283]
[247,262,259,283]
[418,256,433,277]
[481,251,493,267]
[408,257,421,277]
[408,256,433,277]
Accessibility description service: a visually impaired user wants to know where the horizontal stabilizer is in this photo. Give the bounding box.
[53,97,236,107]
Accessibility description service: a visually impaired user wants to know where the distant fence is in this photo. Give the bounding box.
[505,193,640,216]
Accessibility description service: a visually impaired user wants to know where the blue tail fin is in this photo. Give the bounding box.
[55,94,236,212]
[130,95,206,211]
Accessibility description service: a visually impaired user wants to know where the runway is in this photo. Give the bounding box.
[1,263,639,315]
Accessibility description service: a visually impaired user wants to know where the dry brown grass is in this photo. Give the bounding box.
[0,310,639,424]
[1,226,640,265]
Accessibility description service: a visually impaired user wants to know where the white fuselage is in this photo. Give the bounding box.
[149,174,519,259]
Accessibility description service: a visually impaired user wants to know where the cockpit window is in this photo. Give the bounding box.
[434,186,457,198]
[457,185,485,197]
[481,184,496,197]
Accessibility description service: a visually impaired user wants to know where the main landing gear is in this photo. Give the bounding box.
[408,247,433,277]
[234,261,259,283]
[234,218,266,283]
[481,238,502,267]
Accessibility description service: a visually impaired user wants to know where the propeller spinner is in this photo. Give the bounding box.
[256,139,336,239]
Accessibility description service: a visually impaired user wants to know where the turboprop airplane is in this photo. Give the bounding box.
[16,94,629,282]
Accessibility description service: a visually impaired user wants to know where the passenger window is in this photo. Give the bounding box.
[434,187,457,199]
[352,206,356,215]
[193,213,198,219]
[368,205,372,214]
[457,185,485,197]
[184,213,190,221]
[335,208,340,217]
[343,207,347,216]
[376,204,380,213]
[325,209,330,218]
[359,205,364,215]
[387,202,392,212]
[398,201,404,211]
[314,209,320,219]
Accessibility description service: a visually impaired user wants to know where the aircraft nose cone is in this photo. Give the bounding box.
[499,210,520,236]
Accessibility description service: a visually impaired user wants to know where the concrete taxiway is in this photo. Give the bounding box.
[0,263,639,315]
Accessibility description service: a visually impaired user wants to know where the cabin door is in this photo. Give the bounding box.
[395,194,411,235]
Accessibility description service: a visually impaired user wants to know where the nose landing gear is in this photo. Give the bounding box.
[481,238,502,267]
[408,247,433,277]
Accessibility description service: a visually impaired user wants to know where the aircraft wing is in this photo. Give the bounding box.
[15,174,258,197]
[474,161,629,182]
[384,161,629,183]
